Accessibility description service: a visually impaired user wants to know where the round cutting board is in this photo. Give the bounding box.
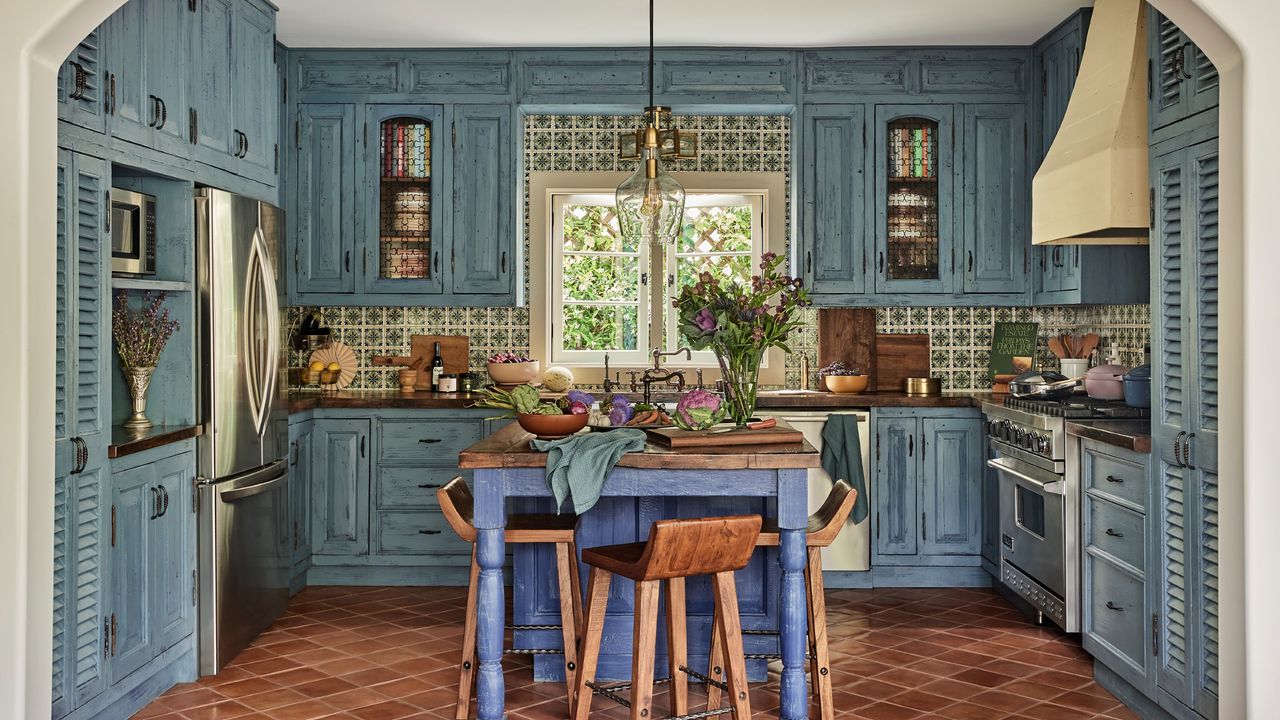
[309,342,357,390]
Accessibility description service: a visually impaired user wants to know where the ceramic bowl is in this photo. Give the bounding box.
[487,360,540,385]
[517,412,588,439]
[825,374,870,394]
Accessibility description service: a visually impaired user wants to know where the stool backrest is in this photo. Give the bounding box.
[437,476,477,543]
[635,515,762,581]
[807,480,858,546]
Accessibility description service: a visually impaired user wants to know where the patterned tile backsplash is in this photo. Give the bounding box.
[289,112,1149,392]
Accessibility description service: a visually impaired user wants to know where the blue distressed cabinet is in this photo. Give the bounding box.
[1148,7,1219,136]
[1031,9,1149,305]
[291,101,516,305]
[1150,135,1220,720]
[188,0,236,166]
[801,104,867,298]
[232,0,279,181]
[288,418,314,588]
[960,104,1027,295]
[871,408,984,579]
[106,444,197,701]
[310,418,370,557]
[52,149,111,720]
[57,31,106,134]
[1079,439,1154,697]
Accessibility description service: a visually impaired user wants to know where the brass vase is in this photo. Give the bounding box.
[123,366,155,430]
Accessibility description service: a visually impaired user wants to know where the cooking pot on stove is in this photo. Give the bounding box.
[1008,370,1081,400]
[1084,363,1130,400]
[1122,364,1152,407]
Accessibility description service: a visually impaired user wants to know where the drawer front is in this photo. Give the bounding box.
[1085,551,1147,672]
[1083,446,1148,510]
[1085,495,1146,572]
[378,417,486,463]
[376,511,470,556]
[376,466,468,510]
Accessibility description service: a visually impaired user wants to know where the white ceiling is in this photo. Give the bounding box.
[275,0,1095,49]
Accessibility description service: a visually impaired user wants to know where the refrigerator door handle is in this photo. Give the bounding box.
[242,225,280,439]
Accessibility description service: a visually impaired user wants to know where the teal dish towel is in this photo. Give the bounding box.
[820,415,868,523]
[532,429,647,515]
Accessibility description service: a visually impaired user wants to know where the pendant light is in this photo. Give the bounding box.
[615,0,697,247]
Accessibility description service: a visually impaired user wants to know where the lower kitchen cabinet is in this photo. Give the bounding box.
[288,418,314,587]
[1079,438,1154,695]
[871,408,984,576]
[301,409,491,585]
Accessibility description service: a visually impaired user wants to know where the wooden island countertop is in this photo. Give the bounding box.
[458,421,820,471]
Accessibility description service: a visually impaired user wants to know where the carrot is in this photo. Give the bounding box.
[747,418,777,430]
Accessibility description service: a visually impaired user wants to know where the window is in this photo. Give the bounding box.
[549,191,766,367]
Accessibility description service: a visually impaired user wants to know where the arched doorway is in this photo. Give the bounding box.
[0,1,1267,718]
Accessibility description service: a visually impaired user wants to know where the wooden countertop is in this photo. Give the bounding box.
[289,388,993,413]
[1065,420,1153,454]
[458,421,820,471]
[108,424,203,459]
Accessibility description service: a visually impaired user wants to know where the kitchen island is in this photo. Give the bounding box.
[458,422,820,720]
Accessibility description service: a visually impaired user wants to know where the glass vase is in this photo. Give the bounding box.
[123,366,155,430]
[716,346,764,428]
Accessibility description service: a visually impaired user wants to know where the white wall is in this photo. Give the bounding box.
[0,0,1273,717]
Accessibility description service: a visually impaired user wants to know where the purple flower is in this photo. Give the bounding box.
[566,389,596,407]
[752,326,765,341]
[694,307,718,333]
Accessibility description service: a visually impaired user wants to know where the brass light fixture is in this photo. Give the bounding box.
[615,0,697,246]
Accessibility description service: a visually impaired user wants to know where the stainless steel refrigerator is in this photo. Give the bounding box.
[194,188,288,675]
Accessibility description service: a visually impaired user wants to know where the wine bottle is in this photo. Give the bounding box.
[431,341,445,392]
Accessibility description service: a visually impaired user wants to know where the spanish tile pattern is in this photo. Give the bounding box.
[289,113,1148,393]
[130,586,1138,720]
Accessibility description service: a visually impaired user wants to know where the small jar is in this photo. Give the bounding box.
[459,372,475,392]
[437,374,458,393]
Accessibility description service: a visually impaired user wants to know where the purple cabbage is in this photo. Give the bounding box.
[674,389,726,431]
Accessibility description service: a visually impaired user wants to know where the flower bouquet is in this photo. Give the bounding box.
[673,252,809,426]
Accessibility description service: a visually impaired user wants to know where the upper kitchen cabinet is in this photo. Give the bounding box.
[101,0,191,157]
[362,105,445,296]
[188,0,236,165]
[1031,9,1149,306]
[57,31,107,134]
[960,104,1027,295]
[291,101,517,306]
[874,104,954,295]
[231,0,279,183]
[1149,6,1219,137]
[801,104,868,300]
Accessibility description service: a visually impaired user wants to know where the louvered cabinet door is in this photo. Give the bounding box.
[1186,44,1220,120]
[1150,146,1195,704]
[51,150,73,719]
[57,30,105,134]
[1149,9,1188,131]
[1189,139,1221,720]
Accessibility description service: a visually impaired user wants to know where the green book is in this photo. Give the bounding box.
[912,128,924,177]
[990,321,1039,378]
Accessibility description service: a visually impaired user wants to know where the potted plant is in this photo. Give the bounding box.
[112,291,179,430]
[818,361,870,394]
[485,351,541,386]
[472,384,593,439]
[673,252,810,426]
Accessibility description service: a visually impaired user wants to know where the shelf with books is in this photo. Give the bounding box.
[377,116,434,282]
[885,117,942,282]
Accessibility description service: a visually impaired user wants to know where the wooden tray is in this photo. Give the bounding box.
[818,308,876,380]
[874,334,931,392]
[645,418,804,448]
[371,334,469,390]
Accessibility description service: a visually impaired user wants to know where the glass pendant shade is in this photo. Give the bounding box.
[616,145,686,245]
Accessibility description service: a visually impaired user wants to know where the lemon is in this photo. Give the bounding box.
[327,362,341,373]
[308,360,325,373]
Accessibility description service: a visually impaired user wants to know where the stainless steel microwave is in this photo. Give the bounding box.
[110,188,157,275]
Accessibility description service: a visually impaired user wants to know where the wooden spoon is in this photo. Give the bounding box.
[1048,336,1068,359]
[1079,334,1100,360]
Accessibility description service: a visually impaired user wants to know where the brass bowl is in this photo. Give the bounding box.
[905,377,942,396]
[824,374,870,394]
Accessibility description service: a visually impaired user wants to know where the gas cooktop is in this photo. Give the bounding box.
[1002,395,1150,419]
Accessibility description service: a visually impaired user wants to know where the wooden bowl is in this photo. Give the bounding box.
[825,374,870,394]
[517,412,588,439]
[487,360,541,385]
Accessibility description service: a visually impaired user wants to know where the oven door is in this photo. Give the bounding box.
[991,454,1066,597]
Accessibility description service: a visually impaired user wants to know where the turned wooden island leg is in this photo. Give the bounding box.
[777,468,810,720]
[473,469,507,720]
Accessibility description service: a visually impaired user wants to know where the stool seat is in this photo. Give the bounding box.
[438,479,579,544]
[756,479,858,547]
[581,515,762,582]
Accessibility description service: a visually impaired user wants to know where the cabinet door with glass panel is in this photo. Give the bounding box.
[362,104,445,295]
[549,191,763,368]
[873,105,955,294]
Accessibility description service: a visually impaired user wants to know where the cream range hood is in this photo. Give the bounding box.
[1032,0,1149,246]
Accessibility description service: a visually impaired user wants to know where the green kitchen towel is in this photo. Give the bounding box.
[821,415,868,523]
[532,429,647,515]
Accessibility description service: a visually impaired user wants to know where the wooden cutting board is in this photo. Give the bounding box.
[646,418,804,448]
[874,334,931,392]
[370,335,470,390]
[817,308,876,382]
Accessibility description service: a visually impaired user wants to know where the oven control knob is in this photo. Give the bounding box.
[1014,427,1027,446]
[1036,434,1052,453]
[1000,421,1013,441]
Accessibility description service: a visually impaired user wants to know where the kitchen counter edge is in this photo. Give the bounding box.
[1065,420,1154,454]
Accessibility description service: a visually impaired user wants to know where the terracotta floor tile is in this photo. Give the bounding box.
[131,585,1137,720]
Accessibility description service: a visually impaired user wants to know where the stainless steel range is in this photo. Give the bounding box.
[981,396,1147,632]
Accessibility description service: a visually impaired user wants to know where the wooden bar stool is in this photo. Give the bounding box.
[707,481,858,720]
[572,515,762,720]
[437,477,584,720]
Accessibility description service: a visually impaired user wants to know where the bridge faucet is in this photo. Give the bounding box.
[641,347,692,404]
